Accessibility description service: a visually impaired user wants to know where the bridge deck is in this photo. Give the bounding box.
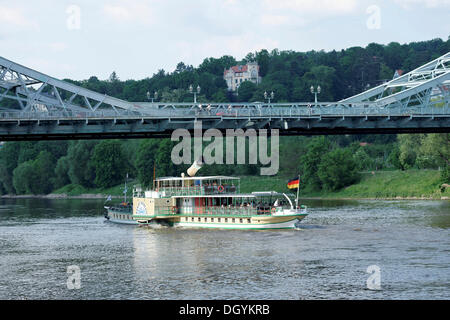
[0,53,449,140]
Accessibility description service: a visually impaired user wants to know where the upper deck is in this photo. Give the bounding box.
[134,176,241,198]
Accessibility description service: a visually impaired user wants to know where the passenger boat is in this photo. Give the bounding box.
[105,163,308,230]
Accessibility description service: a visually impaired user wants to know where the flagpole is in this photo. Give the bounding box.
[296,174,299,209]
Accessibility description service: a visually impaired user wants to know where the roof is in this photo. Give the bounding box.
[170,191,290,199]
[393,69,404,79]
[171,193,256,198]
[155,176,240,181]
[224,64,249,76]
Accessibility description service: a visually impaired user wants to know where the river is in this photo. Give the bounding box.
[0,198,448,300]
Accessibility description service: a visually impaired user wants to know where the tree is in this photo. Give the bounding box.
[318,148,360,191]
[237,81,257,101]
[136,140,159,187]
[53,156,70,189]
[91,140,127,188]
[353,148,374,171]
[155,140,176,178]
[418,133,450,181]
[299,137,332,191]
[387,146,403,170]
[0,142,21,194]
[398,134,424,169]
[12,160,36,194]
[12,151,55,194]
[67,140,97,187]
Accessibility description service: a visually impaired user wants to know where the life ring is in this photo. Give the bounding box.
[218,185,224,193]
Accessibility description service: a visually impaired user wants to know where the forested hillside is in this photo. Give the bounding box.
[0,37,449,195]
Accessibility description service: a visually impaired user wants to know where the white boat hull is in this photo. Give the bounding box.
[174,218,300,230]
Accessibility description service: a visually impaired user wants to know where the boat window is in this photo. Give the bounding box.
[240,218,243,223]
[232,218,235,223]
[225,218,228,223]
[247,218,251,223]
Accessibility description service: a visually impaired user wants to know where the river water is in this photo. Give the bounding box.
[0,198,448,300]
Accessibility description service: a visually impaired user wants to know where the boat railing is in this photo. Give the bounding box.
[146,204,304,217]
[184,206,279,217]
[158,186,204,196]
[157,185,239,197]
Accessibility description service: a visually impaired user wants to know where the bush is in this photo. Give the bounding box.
[317,148,360,191]
[91,140,127,189]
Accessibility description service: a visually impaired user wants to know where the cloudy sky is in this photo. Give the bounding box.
[1,0,449,80]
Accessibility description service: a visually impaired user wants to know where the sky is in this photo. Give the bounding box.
[0,0,449,81]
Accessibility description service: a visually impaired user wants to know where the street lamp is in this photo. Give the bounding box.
[310,85,321,106]
[264,91,274,104]
[146,91,158,103]
[189,84,201,103]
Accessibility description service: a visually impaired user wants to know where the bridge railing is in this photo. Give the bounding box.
[0,103,448,120]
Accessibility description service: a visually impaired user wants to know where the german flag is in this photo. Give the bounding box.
[287,177,299,189]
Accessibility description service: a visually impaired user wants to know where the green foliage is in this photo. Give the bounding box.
[388,146,403,170]
[441,165,450,183]
[237,81,257,101]
[396,133,449,171]
[0,37,449,195]
[136,140,159,187]
[353,148,374,171]
[318,148,360,191]
[67,140,97,188]
[299,137,332,191]
[0,142,20,194]
[12,160,36,194]
[91,140,128,188]
[12,151,55,194]
[53,156,70,189]
[315,170,446,199]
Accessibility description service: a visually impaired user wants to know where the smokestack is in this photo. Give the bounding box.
[187,157,204,177]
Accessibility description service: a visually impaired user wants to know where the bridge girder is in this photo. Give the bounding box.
[0,53,449,140]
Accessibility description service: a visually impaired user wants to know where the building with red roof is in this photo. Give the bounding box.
[224,62,262,92]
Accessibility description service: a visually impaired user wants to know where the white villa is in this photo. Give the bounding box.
[223,62,262,92]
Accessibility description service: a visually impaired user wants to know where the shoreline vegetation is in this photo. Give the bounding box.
[1,39,448,202]
[2,170,449,201]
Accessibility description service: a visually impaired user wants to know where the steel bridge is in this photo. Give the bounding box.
[0,53,449,140]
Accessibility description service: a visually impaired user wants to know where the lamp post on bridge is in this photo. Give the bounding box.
[310,85,321,107]
[146,91,158,104]
[264,91,274,104]
[189,84,201,103]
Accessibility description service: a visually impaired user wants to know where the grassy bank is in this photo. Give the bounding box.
[51,181,134,198]
[6,170,448,200]
[240,170,450,200]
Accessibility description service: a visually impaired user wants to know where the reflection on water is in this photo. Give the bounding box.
[0,198,448,299]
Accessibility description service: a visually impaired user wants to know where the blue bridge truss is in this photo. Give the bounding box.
[0,53,449,140]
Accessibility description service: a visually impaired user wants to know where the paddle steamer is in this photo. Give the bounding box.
[105,163,307,230]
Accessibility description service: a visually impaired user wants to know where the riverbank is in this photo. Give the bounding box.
[1,182,132,200]
[240,170,450,200]
[1,170,449,200]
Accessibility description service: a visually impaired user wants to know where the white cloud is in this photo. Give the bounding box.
[103,0,156,25]
[49,42,68,52]
[260,14,291,26]
[0,5,39,29]
[257,0,358,28]
[263,0,358,14]
[175,33,280,67]
[394,0,450,8]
